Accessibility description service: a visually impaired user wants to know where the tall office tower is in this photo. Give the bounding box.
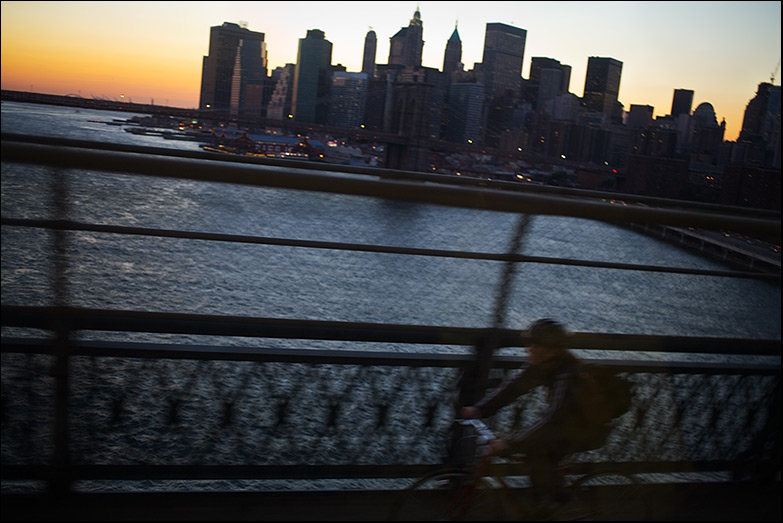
[671,88,694,118]
[292,29,333,124]
[479,22,527,98]
[442,23,462,83]
[736,82,781,167]
[199,22,267,113]
[329,72,368,128]
[444,81,485,144]
[388,7,423,67]
[266,64,295,120]
[527,57,570,107]
[537,68,566,110]
[362,29,377,77]
[229,39,267,116]
[560,64,572,93]
[739,82,780,141]
[582,56,623,122]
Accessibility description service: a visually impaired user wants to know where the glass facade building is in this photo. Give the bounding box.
[292,29,333,124]
[583,56,623,122]
[444,82,485,144]
[480,23,527,98]
[329,72,368,128]
[199,22,267,113]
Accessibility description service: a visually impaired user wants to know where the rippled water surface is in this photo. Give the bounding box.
[2,102,780,342]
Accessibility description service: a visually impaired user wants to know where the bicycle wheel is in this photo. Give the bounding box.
[566,471,649,521]
[388,469,507,521]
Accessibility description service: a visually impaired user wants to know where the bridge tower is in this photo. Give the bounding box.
[383,71,434,172]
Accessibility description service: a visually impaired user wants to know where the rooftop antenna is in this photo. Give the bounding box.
[771,59,780,84]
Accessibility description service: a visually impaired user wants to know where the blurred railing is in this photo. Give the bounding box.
[1,134,780,496]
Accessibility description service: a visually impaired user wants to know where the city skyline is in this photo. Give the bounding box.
[1,1,780,141]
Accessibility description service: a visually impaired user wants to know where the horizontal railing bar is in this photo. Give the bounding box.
[2,306,780,357]
[1,306,495,346]
[0,460,742,481]
[2,217,777,280]
[0,464,445,481]
[2,138,779,240]
[569,331,781,356]
[0,337,475,367]
[1,337,778,374]
[3,132,780,220]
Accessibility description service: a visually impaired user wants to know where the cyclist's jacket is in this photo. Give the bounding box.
[473,350,607,453]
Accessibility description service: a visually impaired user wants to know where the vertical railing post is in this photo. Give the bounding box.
[50,168,72,497]
[457,214,530,408]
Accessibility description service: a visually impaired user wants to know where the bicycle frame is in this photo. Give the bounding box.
[389,419,647,521]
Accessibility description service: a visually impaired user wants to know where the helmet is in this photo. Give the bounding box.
[526,318,568,349]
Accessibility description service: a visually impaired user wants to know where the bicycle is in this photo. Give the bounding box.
[389,419,646,521]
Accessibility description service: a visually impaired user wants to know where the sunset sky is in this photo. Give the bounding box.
[2,1,780,141]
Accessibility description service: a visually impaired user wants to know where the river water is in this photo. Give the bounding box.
[1,101,780,349]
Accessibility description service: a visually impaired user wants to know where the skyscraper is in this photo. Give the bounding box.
[362,29,377,77]
[388,7,423,68]
[291,29,333,124]
[442,23,462,83]
[329,72,368,128]
[671,88,694,118]
[229,39,267,116]
[199,22,267,113]
[528,57,571,108]
[537,68,565,109]
[582,56,623,123]
[444,81,484,144]
[479,22,527,98]
[266,64,295,120]
[736,82,781,167]
[739,82,780,142]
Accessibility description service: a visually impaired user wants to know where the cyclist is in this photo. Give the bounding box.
[460,318,611,509]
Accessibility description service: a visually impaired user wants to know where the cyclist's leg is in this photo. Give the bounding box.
[512,436,569,515]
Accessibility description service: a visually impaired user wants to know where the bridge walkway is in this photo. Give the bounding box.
[3,481,780,521]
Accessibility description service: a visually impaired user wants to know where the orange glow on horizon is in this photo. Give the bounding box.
[1,2,202,107]
[2,1,780,141]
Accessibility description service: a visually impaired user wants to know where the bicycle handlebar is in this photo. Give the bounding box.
[457,418,496,446]
[456,418,527,465]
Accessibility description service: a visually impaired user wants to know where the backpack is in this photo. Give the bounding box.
[578,364,634,425]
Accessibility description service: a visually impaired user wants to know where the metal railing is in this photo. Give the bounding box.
[1,134,780,495]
